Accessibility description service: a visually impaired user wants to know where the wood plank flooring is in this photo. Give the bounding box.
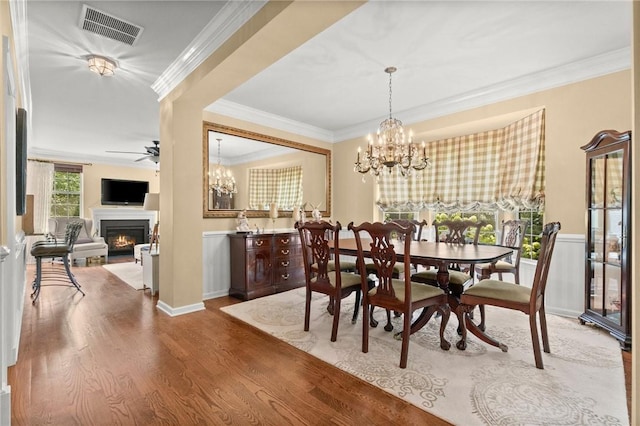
[10,262,451,425]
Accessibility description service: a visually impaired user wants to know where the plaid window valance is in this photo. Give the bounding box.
[248,165,303,209]
[378,109,545,212]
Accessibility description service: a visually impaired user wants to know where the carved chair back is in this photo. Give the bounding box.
[349,221,413,307]
[433,219,485,245]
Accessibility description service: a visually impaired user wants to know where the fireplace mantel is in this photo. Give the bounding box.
[91,208,156,237]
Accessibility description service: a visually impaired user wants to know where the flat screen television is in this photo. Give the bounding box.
[101,178,149,206]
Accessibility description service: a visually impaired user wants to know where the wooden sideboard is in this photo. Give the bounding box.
[228,232,305,300]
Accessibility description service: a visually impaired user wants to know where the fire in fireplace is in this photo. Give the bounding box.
[100,219,149,257]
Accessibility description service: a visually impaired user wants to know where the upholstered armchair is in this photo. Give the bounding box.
[48,217,108,264]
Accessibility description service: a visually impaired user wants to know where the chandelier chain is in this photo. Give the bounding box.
[388,71,393,120]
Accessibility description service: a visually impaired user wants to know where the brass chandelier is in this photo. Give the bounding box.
[354,67,429,177]
[210,138,237,197]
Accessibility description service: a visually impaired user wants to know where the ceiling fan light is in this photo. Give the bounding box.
[88,55,116,77]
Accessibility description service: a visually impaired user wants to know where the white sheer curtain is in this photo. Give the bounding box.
[26,160,54,234]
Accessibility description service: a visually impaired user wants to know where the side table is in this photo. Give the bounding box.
[142,247,159,296]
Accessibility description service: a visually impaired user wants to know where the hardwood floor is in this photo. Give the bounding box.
[10,262,451,425]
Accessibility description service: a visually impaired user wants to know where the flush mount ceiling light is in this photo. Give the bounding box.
[87,55,116,77]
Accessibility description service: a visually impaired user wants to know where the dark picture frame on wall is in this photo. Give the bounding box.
[16,107,27,216]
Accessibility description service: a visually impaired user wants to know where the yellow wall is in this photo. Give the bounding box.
[81,163,160,218]
[334,70,632,235]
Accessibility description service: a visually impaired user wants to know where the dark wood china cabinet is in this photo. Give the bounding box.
[579,130,631,350]
[228,232,305,300]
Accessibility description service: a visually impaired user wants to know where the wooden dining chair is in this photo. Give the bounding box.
[365,219,428,278]
[475,219,527,283]
[456,222,561,369]
[473,219,527,331]
[411,219,485,293]
[296,220,364,342]
[348,221,451,368]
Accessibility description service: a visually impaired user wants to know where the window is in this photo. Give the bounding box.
[383,211,416,221]
[433,211,498,244]
[50,164,82,217]
[519,210,544,260]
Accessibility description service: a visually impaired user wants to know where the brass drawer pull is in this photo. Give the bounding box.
[281,249,290,255]
[281,261,290,267]
[255,240,264,247]
[281,238,289,244]
[281,274,289,280]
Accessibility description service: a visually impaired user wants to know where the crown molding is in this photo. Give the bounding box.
[335,47,631,142]
[205,99,336,142]
[205,48,629,144]
[151,1,267,100]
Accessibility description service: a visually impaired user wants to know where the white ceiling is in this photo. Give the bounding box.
[23,1,631,168]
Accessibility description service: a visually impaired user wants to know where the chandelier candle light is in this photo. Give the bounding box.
[354,67,429,178]
[210,138,237,197]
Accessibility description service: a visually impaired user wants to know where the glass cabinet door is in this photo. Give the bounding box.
[580,130,630,350]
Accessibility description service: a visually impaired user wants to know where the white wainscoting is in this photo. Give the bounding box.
[202,231,233,300]
[518,234,585,317]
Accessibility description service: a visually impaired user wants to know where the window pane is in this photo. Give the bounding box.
[520,210,544,260]
[51,170,82,218]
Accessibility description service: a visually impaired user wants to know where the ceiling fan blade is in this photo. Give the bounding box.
[106,150,147,155]
[135,155,150,162]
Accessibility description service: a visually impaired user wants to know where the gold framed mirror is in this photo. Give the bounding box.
[203,121,331,218]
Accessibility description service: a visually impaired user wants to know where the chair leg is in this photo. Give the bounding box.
[539,305,550,353]
[478,305,486,331]
[304,290,312,332]
[362,301,369,354]
[330,296,341,342]
[63,257,84,295]
[384,309,393,332]
[529,312,544,369]
[352,289,361,324]
[399,309,411,368]
[31,257,43,303]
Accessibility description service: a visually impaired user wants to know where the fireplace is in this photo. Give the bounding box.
[100,219,149,257]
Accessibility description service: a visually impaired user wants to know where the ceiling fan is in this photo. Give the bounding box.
[107,140,160,164]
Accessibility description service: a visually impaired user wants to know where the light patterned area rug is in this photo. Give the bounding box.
[102,262,143,290]
[221,287,628,425]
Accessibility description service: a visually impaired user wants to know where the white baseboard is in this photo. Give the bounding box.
[156,300,205,317]
[1,385,10,426]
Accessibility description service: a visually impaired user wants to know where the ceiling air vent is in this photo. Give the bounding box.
[79,5,144,46]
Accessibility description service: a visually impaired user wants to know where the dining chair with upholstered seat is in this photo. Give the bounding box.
[411,219,485,292]
[455,222,561,369]
[473,219,527,330]
[475,219,527,283]
[365,219,428,278]
[296,220,364,342]
[348,221,451,368]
